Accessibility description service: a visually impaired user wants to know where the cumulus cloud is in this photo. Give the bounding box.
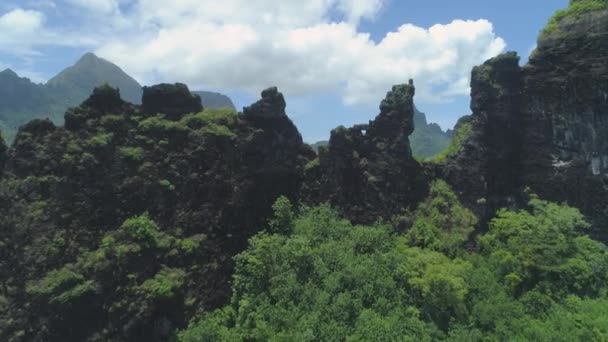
[1,0,506,107]
[0,9,46,54]
[97,0,505,105]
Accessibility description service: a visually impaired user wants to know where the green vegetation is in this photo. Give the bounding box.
[410,109,452,159]
[137,266,186,300]
[180,188,608,341]
[119,146,145,162]
[543,0,608,35]
[406,180,477,256]
[430,118,472,163]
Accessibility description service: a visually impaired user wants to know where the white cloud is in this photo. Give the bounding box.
[97,1,505,106]
[0,9,45,54]
[1,0,506,108]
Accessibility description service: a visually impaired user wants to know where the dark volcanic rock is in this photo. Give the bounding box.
[243,86,287,120]
[142,83,203,119]
[0,83,313,341]
[443,9,608,239]
[522,8,608,239]
[442,53,525,222]
[65,85,135,131]
[305,80,429,224]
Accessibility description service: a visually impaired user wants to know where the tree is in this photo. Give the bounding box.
[405,180,477,256]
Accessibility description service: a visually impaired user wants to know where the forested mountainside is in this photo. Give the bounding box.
[1,1,608,341]
[0,53,235,143]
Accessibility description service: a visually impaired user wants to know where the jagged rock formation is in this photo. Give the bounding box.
[142,83,203,119]
[311,108,452,159]
[0,83,312,341]
[441,53,525,222]
[304,80,429,224]
[442,7,608,239]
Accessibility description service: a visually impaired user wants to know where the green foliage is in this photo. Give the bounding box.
[181,108,238,139]
[27,268,96,305]
[183,107,238,128]
[119,146,145,162]
[406,180,477,256]
[88,132,114,147]
[268,195,295,234]
[121,213,163,247]
[137,266,186,300]
[304,157,320,171]
[138,114,187,134]
[180,197,608,340]
[430,120,472,163]
[543,0,608,35]
[480,195,608,297]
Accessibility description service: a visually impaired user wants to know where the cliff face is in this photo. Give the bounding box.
[442,53,525,222]
[524,9,608,238]
[0,84,312,341]
[443,8,608,238]
[305,81,429,224]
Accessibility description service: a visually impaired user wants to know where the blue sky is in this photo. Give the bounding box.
[0,0,568,142]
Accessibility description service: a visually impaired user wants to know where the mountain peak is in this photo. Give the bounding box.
[47,52,143,104]
[0,68,19,78]
[74,52,109,67]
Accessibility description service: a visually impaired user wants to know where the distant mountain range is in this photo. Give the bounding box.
[0,53,235,142]
[311,108,452,159]
[410,108,452,159]
[1,52,446,157]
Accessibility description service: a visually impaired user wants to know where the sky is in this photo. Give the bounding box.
[0,0,568,142]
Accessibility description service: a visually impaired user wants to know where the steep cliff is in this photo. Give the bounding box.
[442,3,608,238]
[523,5,608,239]
[304,80,429,224]
[441,53,525,222]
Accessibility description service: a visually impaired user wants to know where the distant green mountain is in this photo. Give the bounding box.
[0,69,54,141]
[46,52,143,106]
[410,108,452,159]
[192,91,235,110]
[0,53,236,142]
[310,108,452,159]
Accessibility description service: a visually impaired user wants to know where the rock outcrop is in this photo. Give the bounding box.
[441,53,525,222]
[0,84,313,341]
[523,8,608,239]
[443,7,608,239]
[305,80,428,224]
[142,83,203,119]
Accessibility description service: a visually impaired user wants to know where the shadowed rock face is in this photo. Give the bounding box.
[442,53,525,223]
[142,83,203,119]
[523,9,608,239]
[443,9,608,239]
[304,80,429,224]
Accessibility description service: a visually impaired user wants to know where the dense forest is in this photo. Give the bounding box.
[1,0,608,341]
